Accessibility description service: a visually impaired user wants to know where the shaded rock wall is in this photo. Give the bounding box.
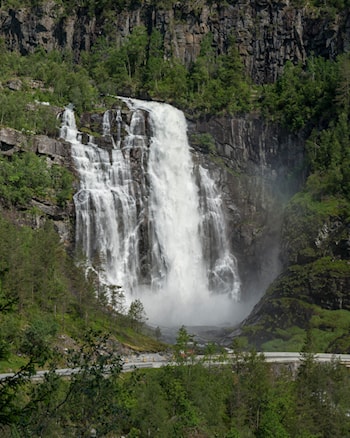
[189,114,305,300]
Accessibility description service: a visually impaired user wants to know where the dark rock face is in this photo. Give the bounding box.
[0,126,71,162]
[1,1,349,84]
[188,114,306,301]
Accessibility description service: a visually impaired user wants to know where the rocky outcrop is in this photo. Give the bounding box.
[0,126,70,161]
[238,255,350,350]
[0,1,349,84]
[193,114,305,187]
[0,127,27,155]
[33,135,69,163]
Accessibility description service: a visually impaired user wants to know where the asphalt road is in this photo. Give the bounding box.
[1,352,350,381]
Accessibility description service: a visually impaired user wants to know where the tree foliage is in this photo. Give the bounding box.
[0,152,74,208]
[2,335,350,437]
[127,299,147,331]
[261,57,338,131]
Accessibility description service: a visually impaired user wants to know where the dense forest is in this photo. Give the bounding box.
[2,326,350,437]
[0,0,350,435]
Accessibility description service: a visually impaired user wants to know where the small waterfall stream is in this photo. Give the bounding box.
[61,99,241,326]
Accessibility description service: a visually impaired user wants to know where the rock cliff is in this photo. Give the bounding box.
[1,1,349,84]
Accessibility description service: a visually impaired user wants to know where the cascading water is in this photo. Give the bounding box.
[60,99,241,326]
[60,106,141,294]
[198,166,240,299]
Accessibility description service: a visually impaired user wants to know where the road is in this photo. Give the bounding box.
[1,352,350,381]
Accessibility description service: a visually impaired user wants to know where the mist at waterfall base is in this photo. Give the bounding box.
[60,98,252,328]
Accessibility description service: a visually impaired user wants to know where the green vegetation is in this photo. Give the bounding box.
[0,152,73,207]
[82,28,253,116]
[189,132,216,154]
[0,23,254,126]
[0,12,348,128]
[0,19,347,134]
[261,57,338,131]
[2,326,350,437]
[0,45,99,130]
[259,306,350,353]
[243,257,350,352]
[127,299,148,332]
[0,216,164,377]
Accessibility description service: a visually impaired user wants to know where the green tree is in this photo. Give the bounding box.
[127,299,147,331]
[173,325,195,365]
[109,284,126,314]
[335,54,350,115]
[121,26,148,92]
[14,330,125,437]
[127,370,170,437]
[155,59,188,103]
[217,42,252,114]
[0,152,51,207]
[157,366,202,437]
[189,33,216,97]
[296,355,350,436]
[228,350,272,434]
[144,29,168,95]
[0,296,56,431]
[262,57,338,131]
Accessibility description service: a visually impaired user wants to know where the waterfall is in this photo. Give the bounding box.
[198,166,240,300]
[60,99,241,326]
[60,107,141,294]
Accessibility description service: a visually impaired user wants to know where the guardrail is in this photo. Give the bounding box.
[2,352,350,381]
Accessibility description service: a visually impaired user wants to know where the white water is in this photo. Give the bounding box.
[198,166,240,299]
[60,106,141,293]
[60,99,241,326]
